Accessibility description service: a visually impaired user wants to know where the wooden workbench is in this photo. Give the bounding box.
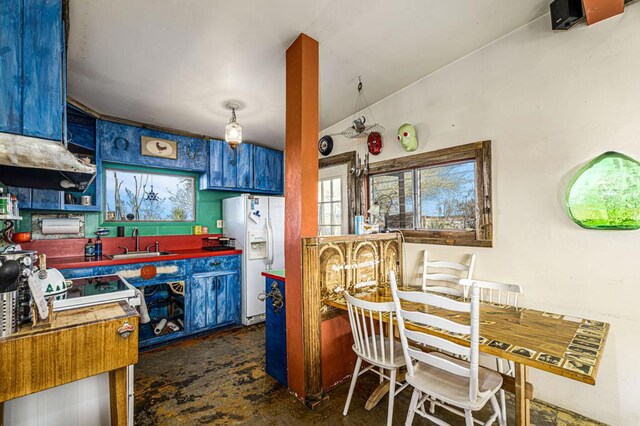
[0,301,139,426]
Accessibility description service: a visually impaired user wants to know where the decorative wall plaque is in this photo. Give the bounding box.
[141,136,178,160]
[566,151,640,230]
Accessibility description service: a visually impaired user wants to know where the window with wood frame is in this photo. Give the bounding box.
[367,141,492,247]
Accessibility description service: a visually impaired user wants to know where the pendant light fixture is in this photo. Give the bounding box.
[225,103,242,148]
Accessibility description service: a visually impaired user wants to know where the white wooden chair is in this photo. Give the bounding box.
[461,278,523,425]
[343,291,408,426]
[421,250,476,297]
[389,271,504,426]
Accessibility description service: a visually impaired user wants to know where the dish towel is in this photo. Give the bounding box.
[134,288,150,324]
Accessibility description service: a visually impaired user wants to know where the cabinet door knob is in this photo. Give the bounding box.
[210,261,221,267]
[117,321,135,338]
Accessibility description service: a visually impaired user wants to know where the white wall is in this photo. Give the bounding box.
[321,8,640,425]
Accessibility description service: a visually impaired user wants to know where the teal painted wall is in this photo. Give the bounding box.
[8,164,242,238]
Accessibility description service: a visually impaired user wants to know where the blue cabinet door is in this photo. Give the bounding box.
[31,189,62,210]
[222,142,237,188]
[0,0,23,134]
[216,271,240,325]
[0,0,63,141]
[253,146,284,194]
[236,144,254,190]
[221,142,253,189]
[201,139,224,189]
[22,0,63,141]
[265,277,287,386]
[188,273,213,332]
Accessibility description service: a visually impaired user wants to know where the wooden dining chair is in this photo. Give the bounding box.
[421,250,476,297]
[460,278,523,425]
[343,291,408,426]
[389,271,505,426]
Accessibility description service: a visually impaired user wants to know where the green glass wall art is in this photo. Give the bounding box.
[566,151,640,230]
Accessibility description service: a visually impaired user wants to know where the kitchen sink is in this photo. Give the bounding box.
[107,251,175,260]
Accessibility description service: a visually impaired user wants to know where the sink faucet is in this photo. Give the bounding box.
[132,227,140,252]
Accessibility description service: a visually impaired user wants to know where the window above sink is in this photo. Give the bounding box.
[104,168,196,222]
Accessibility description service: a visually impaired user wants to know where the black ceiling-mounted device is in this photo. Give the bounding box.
[550,0,584,30]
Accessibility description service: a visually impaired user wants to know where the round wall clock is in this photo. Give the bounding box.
[318,135,333,156]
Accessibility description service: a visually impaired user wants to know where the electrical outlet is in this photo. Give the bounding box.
[217,220,224,228]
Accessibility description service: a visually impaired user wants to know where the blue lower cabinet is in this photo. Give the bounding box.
[265,277,287,386]
[61,256,241,348]
[93,260,188,285]
[187,271,240,332]
[216,271,240,325]
[190,254,240,274]
[189,273,215,332]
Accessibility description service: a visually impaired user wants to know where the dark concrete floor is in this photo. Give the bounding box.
[135,324,604,425]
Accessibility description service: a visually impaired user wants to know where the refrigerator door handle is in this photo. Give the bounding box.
[265,218,273,270]
[270,220,275,268]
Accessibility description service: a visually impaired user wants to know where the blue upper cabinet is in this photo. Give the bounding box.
[0,0,23,134]
[202,142,282,194]
[200,139,224,189]
[222,142,238,188]
[31,189,63,210]
[236,144,254,190]
[222,142,253,190]
[98,120,208,173]
[253,146,284,194]
[0,0,64,141]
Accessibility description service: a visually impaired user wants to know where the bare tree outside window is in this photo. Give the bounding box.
[366,141,492,247]
[418,161,476,231]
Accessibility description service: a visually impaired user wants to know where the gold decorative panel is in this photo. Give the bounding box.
[303,234,403,320]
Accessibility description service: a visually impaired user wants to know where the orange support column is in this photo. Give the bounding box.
[284,33,319,400]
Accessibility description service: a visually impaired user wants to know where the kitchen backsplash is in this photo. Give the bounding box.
[13,189,241,239]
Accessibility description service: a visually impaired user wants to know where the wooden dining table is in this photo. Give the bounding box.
[324,287,609,426]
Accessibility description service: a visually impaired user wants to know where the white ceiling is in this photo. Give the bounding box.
[67,0,549,150]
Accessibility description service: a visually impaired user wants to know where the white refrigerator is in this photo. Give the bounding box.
[223,194,284,325]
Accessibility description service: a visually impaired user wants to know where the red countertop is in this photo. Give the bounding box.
[20,234,242,270]
[49,248,243,269]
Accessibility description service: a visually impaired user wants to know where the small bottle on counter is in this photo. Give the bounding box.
[10,194,18,218]
[94,235,102,257]
[84,239,95,257]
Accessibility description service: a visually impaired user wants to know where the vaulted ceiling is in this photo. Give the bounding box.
[67,0,549,149]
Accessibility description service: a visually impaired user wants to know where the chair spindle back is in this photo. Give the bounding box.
[344,291,398,365]
[390,271,482,403]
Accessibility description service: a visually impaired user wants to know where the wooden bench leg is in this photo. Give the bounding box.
[109,367,128,426]
[514,363,531,426]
